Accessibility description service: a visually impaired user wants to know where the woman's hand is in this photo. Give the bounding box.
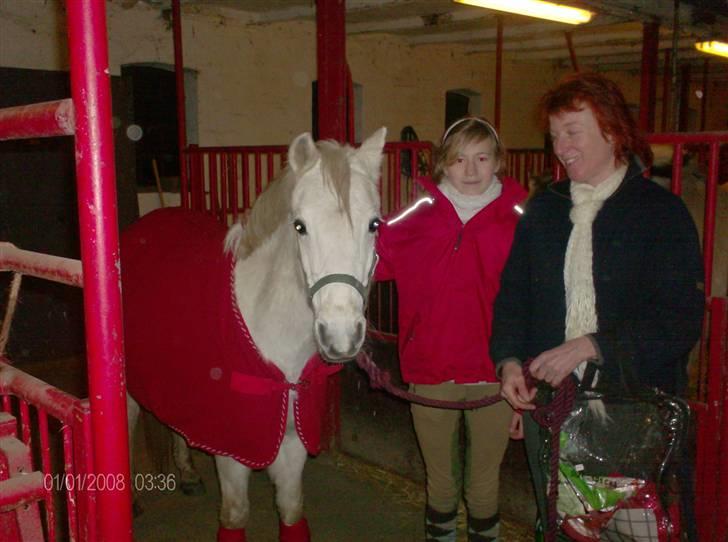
[509,411,524,440]
[499,361,536,411]
[528,336,597,387]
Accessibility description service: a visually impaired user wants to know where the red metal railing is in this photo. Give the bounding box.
[0,1,132,539]
[182,141,435,223]
[183,144,288,225]
[507,148,552,190]
[0,360,95,542]
[0,244,95,542]
[695,296,728,542]
[644,132,728,542]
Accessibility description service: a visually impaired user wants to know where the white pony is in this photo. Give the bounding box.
[123,128,386,542]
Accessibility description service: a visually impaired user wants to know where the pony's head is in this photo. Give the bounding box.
[288,128,386,362]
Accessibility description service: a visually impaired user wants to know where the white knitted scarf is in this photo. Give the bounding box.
[439,176,502,224]
[564,164,627,382]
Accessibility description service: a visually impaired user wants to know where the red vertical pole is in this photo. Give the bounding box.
[65,1,133,540]
[316,0,347,142]
[565,31,579,72]
[716,299,728,542]
[639,21,660,132]
[702,142,719,299]
[494,16,503,132]
[173,0,189,208]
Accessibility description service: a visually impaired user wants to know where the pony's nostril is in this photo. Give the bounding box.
[354,320,365,346]
[316,321,328,344]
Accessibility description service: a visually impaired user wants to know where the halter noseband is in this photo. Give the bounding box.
[307,253,378,304]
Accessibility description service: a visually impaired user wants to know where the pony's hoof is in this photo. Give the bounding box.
[279,518,310,542]
[180,479,206,496]
[217,526,246,542]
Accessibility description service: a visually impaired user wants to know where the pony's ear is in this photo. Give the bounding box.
[356,127,387,182]
[288,132,319,174]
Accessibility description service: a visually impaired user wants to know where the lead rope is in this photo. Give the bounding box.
[355,351,576,542]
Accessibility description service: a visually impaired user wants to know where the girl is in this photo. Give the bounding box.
[376,117,527,542]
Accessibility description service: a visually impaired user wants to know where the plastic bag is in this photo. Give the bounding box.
[539,390,687,541]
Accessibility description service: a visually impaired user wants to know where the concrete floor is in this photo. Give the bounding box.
[132,448,534,542]
[17,355,536,542]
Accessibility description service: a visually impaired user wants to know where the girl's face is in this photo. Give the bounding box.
[549,105,618,187]
[444,137,499,195]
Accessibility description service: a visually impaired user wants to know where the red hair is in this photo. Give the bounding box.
[539,72,653,167]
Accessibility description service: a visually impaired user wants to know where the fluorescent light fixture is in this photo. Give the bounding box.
[695,40,728,59]
[454,0,593,25]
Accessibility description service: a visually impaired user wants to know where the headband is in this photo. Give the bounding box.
[441,117,501,145]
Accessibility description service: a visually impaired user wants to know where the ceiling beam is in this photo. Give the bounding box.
[460,29,646,52]
[508,38,700,60]
[347,9,493,34]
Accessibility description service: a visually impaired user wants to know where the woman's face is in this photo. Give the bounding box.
[549,105,618,187]
[444,137,499,195]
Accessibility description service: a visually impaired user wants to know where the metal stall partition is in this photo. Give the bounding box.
[0,1,132,540]
[646,132,728,542]
[0,245,95,542]
[507,148,553,191]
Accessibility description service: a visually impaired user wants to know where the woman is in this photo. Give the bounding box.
[490,72,704,536]
[376,117,527,542]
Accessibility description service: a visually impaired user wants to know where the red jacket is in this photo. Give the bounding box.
[122,208,339,468]
[375,177,526,385]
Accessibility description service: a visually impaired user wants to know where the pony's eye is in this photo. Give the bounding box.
[369,218,381,233]
[293,219,307,235]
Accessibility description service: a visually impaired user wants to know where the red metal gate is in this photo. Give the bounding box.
[645,132,728,542]
[0,1,132,540]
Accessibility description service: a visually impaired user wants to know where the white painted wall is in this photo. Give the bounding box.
[0,0,558,149]
[5,3,721,156]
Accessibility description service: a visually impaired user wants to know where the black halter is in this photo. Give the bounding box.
[307,253,378,304]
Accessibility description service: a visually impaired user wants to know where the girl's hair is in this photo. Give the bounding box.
[539,72,653,167]
[433,117,506,183]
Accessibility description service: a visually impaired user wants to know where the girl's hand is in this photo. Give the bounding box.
[499,361,536,411]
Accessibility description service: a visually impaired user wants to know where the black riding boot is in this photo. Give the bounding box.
[467,512,499,542]
[425,505,457,542]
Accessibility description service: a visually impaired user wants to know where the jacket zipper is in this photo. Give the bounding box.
[454,227,464,251]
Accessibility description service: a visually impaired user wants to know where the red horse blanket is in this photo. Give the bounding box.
[122,208,340,468]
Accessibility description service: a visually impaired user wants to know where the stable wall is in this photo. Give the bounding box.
[1,0,555,149]
[2,2,724,149]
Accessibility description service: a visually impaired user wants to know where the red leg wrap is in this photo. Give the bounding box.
[279,517,310,542]
[217,526,246,542]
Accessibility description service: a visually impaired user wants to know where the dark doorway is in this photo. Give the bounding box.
[0,67,137,361]
[121,65,179,189]
[445,91,471,130]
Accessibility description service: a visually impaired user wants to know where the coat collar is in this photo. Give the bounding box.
[417,176,526,220]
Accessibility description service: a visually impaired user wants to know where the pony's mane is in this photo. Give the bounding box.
[225,139,352,260]
[318,140,352,219]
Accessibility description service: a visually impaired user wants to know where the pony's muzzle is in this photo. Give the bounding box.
[314,316,366,362]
